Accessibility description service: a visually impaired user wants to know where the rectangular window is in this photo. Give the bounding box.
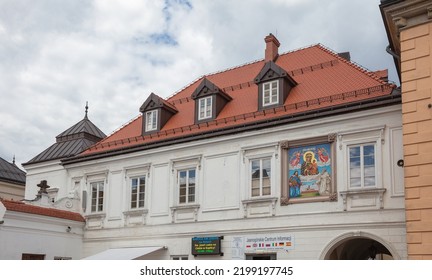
[145,110,158,131]
[178,169,196,204]
[131,176,146,209]
[198,96,212,120]
[54,257,72,260]
[22,254,45,260]
[171,255,189,260]
[251,158,271,197]
[90,181,104,212]
[349,144,376,188]
[263,80,279,106]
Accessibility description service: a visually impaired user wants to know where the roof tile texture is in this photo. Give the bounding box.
[82,44,394,155]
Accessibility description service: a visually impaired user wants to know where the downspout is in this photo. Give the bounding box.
[386,45,400,60]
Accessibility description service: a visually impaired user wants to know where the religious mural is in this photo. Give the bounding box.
[288,143,332,198]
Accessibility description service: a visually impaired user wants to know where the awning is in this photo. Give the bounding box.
[82,246,164,260]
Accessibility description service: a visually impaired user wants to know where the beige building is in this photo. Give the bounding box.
[380,0,432,259]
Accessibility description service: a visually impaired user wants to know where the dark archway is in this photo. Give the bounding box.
[327,238,392,260]
[320,232,399,260]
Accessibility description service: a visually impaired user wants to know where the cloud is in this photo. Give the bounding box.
[0,0,396,168]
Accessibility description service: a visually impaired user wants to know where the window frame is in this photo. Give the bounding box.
[130,175,146,210]
[262,80,279,107]
[178,168,197,205]
[198,96,213,120]
[348,143,378,189]
[145,109,158,132]
[339,127,384,191]
[250,157,272,198]
[90,180,105,213]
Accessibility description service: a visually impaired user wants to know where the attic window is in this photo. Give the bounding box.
[191,78,232,124]
[145,110,158,132]
[263,80,279,106]
[254,61,297,111]
[139,93,178,135]
[198,97,212,120]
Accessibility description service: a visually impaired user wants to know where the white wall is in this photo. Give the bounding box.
[24,160,69,201]
[0,206,84,260]
[32,105,407,259]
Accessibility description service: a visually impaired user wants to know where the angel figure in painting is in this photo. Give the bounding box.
[317,169,331,195]
[289,151,301,167]
[317,147,329,163]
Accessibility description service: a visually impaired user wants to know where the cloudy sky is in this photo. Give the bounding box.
[0,0,397,169]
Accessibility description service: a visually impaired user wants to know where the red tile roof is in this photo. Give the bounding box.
[76,44,395,157]
[1,199,85,222]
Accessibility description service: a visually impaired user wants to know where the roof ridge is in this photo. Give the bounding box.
[167,44,321,103]
[316,44,389,85]
[167,58,264,101]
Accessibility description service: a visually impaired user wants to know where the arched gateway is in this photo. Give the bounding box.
[320,232,400,260]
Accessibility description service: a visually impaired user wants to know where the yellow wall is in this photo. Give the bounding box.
[400,22,432,260]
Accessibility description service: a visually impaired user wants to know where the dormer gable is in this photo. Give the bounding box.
[254,60,297,111]
[139,92,178,135]
[191,78,232,123]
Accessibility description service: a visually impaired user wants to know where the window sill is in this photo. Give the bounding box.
[123,209,148,226]
[242,197,278,218]
[340,188,386,211]
[170,204,200,223]
[84,213,106,229]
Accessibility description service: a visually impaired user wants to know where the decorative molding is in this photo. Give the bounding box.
[280,135,337,205]
[123,209,148,226]
[280,141,289,149]
[384,0,432,34]
[242,197,278,218]
[170,204,200,223]
[339,188,386,211]
[85,213,106,229]
[171,155,202,173]
[328,133,337,142]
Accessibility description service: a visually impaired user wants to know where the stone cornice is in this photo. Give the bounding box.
[383,0,432,32]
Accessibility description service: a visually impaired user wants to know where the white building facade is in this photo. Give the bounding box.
[24,35,407,260]
[63,105,406,260]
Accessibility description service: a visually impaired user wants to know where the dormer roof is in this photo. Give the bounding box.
[139,92,178,114]
[191,78,232,101]
[254,60,297,86]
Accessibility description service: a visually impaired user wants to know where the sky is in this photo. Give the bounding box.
[0,0,397,169]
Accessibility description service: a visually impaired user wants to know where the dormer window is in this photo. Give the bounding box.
[140,93,178,135]
[145,110,158,132]
[191,78,232,124]
[255,61,297,111]
[263,80,279,106]
[198,97,212,120]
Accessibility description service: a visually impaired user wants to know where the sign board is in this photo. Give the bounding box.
[192,236,223,256]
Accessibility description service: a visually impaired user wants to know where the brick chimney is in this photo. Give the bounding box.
[265,33,280,61]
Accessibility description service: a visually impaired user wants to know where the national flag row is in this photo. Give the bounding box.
[245,242,292,248]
